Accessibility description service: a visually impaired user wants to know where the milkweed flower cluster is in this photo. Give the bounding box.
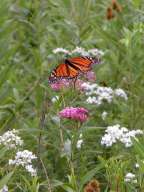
[0,185,8,192]
[124,173,137,183]
[50,79,70,91]
[0,129,23,149]
[9,150,37,176]
[84,71,96,82]
[52,47,104,57]
[59,107,88,122]
[81,82,128,106]
[101,124,143,147]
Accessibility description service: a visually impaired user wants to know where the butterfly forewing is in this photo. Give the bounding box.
[67,57,93,72]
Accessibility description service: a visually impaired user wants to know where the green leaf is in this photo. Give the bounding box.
[79,164,103,190]
[62,184,75,192]
[0,171,14,189]
[0,147,8,159]
[132,0,141,8]
[13,88,20,103]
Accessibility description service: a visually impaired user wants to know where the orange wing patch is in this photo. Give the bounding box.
[67,57,93,72]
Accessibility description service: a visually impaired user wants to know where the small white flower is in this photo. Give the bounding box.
[135,163,139,168]
[101,134,115,147]
[25,164,37,176]
[0,185,8,192]
[71,47,88,56]
[51,95,59,103]
[115,88,128,100]
[88,49,104,56]
[124,173,137,183]
[101,111,108,120]
[9,150,37,177]
[53,48,70,54]
[76,139,83,149]
[0,129,23,149]
[86,96,100,105]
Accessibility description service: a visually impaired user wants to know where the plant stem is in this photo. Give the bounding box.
[38,90,47,156]
[59,120,64,152]
[40,158,52,192]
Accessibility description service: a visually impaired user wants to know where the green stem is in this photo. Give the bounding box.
[38,90,47,156]
[59,120,64,152]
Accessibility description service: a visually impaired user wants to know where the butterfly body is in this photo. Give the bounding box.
[49,56,99,83]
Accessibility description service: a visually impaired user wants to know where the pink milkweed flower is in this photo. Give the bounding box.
[59,107,88,122]
[74,79,86,91]
[85,71,96,82]
[50,79,70,91]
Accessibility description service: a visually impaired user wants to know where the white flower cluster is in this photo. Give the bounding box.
[124,173,137,183]
[115,88,128,100]
[81,82,128,106]
[101,124,143,147]
[76,133,83,149]
[52,47,104,57]
[0,185,8,192]
[0,129,23,149]
[53,48,70,54]
[9,150,37,176]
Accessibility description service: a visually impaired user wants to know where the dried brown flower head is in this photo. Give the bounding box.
[112,0,122,12]
[106,7,115,20]
[84,179,100,192]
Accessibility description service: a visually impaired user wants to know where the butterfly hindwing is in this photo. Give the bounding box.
[49,63,78,82]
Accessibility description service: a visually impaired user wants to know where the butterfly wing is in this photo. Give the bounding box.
[49,56,97,83]
[49,63,79,83]
[66,56,93,72]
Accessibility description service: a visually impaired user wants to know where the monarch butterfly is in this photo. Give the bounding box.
[49,56,99,83]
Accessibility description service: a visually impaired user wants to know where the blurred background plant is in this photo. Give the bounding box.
[0,0,144,191]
